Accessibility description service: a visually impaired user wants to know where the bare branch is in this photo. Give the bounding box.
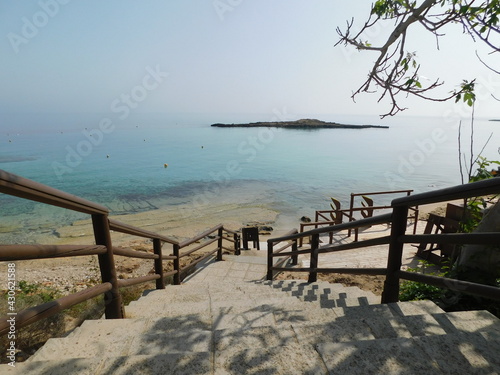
[336,0,500,117]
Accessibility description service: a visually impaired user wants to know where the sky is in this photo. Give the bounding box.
[0,0,498,125]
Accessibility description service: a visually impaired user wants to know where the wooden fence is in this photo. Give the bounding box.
[0,170,240,336]
[268,178,500,303]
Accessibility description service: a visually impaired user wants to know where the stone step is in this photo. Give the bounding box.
[7,329,500,375]
[31,298,457,363]
[27,318,150,361]
[5,264,500,375]
[137,279,382,310]
[316,331,500,374]
[3,353,212,375]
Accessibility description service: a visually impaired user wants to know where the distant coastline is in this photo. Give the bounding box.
[211,118,389,129]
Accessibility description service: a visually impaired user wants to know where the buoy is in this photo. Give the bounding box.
[164,163,168,168]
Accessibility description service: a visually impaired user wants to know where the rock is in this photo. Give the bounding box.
[211,119,389,129]
[259,225,273,232]
[301,216,312,222]
[116,258,140,273]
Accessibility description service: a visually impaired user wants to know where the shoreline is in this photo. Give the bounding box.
[0,196,462,247]
[0,197,460,295]
[0,201,284,247]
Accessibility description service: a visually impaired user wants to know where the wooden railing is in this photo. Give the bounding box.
[300,189,418,245]
[268,179,500,303]
[0,170,240,336]
[269,213,392,282]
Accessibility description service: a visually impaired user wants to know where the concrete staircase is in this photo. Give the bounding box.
[4,259,500,374]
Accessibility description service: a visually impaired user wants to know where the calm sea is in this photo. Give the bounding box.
[1,112,498,236]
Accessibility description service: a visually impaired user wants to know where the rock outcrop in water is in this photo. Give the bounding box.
[211,118,389,129]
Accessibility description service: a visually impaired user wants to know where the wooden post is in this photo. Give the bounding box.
[291,239,298,266]
[173,244,180,285]
[267,241,274,280]
[348,193,355,237]
[91,214,123,319]
[234,233,241,255]
[382,206,408,303]
[217,227,223,261]
[153,238,165,289]
[308,233,319,283]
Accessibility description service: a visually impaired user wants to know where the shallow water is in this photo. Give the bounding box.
[1,113,498,242]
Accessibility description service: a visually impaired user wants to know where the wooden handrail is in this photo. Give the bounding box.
[179,237,219,258]
[392,178,500,207]
[109,218,179,245]
[398,270,500,300]
[272,213,393,243]
[317,236,391,254]
[178,224,223,248]
[0,244,107,261]
[400,233,500,245]
[117,274,161,288]
[0,169,108,215]
[270,247,315,258]
[351,189,413,197]
[0,170,242,338]
[268,180,500,305]
[112,246,159,259]
[0,282,112,336]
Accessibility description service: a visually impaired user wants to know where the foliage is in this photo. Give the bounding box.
[0,281,65,363]
[336,0,500,117]
[399,260,446,301]
[16,280,61,304]
[459,156,500,232]
[399,260,500,318]
[468,156,500,183]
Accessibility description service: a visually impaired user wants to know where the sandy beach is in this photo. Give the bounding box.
[1,197,284,291]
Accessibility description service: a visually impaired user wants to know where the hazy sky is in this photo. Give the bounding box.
[1,0,498,122]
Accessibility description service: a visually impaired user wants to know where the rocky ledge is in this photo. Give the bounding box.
[211,118,389,129]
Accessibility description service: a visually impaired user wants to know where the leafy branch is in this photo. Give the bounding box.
[336,0,500,117]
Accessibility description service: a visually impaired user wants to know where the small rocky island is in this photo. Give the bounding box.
[211,118,389,129]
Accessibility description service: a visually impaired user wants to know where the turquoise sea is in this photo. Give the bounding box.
[1,112,499,239]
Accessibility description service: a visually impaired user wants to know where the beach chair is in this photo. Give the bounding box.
[329,197,343,224]
[415,203,463,264]
[360,195,374,218]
